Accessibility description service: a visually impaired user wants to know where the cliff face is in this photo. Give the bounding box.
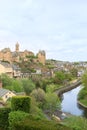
[0,43,46,65]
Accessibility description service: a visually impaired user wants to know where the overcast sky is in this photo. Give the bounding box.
[0,0,87,61]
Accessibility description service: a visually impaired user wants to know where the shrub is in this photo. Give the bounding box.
[30,88,46,108]
[30,97,46,120]
[46,84,59,93]
[14,118,72,130]
[21,79,35,95]
[63,116,87,130]
[11,96,31,113]
[44,93,61,115]
[8,111,29,130]
[78,87,87,100]
[0,107,11,130]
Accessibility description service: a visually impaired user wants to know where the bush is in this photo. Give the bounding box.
[44,93,61,115]
[14,118,72,130]
[63,116,87,130]
[21,79,35,95]
[8,111,29,130]
[0,74,13,87]
[0,107,11,130]
[30,97,46,120]
[30,88,46,108]
[46,84,59,93]
[11,96,31,113]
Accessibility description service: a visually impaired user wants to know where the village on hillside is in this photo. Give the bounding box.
[0,42,46,78]
[0,42,86,79]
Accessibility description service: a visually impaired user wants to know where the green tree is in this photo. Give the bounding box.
[0,74,13,87]
[70,68,78,78]
[30,88,46,108]
[53,71,66,84]
[12,79,23,92]
[21,79,35,95]
[82,71,87,88]
[46,84,58,93]
[44,93,60,115]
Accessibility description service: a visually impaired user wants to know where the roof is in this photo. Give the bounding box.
[12,64,21,70]
[0,62,12,68]
[0,88,10,97]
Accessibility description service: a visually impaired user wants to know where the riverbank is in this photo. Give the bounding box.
[77,86,87,110]
[55,79,81,97]
[77,101,87,109]
[49,79,82,120]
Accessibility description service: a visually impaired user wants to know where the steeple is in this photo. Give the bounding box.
[15,42,19,52]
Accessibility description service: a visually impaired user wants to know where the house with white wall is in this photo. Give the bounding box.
[0,88,16,102]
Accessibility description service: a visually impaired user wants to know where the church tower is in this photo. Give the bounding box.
[15,42,19,52]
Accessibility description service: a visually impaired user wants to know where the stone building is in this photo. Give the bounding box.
[0,43,46,65]
[0,62,13,77]
[37,50,46,65]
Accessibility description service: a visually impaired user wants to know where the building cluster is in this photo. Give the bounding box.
[0,42,46,78]
[0,42,46,65]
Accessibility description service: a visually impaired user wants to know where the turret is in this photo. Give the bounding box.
[37,50,46,65]
[15,42,19,52]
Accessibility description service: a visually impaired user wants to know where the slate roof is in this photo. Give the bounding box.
[0,88,10,97]
[12,64,21,71]
[0,62,12,68]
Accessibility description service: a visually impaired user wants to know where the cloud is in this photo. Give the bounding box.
[0,0,87,61]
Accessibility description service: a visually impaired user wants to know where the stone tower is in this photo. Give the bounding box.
[37,50,46,65]
[15,42,19,52]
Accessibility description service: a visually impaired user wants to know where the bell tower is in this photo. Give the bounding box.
[15,42,19,52]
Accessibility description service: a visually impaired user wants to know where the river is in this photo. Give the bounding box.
[61,85,86,116]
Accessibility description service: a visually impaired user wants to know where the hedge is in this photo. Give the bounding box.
[8,111,29,130]
[11,96,31,113]
[0,107,11,130]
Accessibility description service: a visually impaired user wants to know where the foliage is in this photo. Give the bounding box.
[70,68,78,78]
[30,88,46,108]
[8,111,29,130]
[13,117,72,130]
[0,74,24,92]
[30,97,46,120]
[44,93,61,115]
[63,116,87,130]
[78,87,87,106]
[0,74,13,87]
[82,71,87,88]
[78,71,87,106]
[53,71,66,84]
[11,79,24,92]
[0,107,11,130]
[11,96,31,113]
[78,87,87,100]
[21,79,36,95]
[32,78,48,91]
[46,84,60,93]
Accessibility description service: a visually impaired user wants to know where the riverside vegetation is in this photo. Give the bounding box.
[78,71,87,106]
[0,68,87,130]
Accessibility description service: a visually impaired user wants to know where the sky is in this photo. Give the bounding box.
[0,0,87,62]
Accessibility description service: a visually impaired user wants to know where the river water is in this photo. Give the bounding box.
[61,85,85,116]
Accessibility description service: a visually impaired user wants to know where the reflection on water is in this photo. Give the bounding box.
[61,86,84,116]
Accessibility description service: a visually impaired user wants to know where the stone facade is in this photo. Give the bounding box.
[0,62,13,77]
[37,50,46,65]
[0,43,46,65]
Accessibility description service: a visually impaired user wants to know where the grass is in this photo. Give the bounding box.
[63,116,87,130]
